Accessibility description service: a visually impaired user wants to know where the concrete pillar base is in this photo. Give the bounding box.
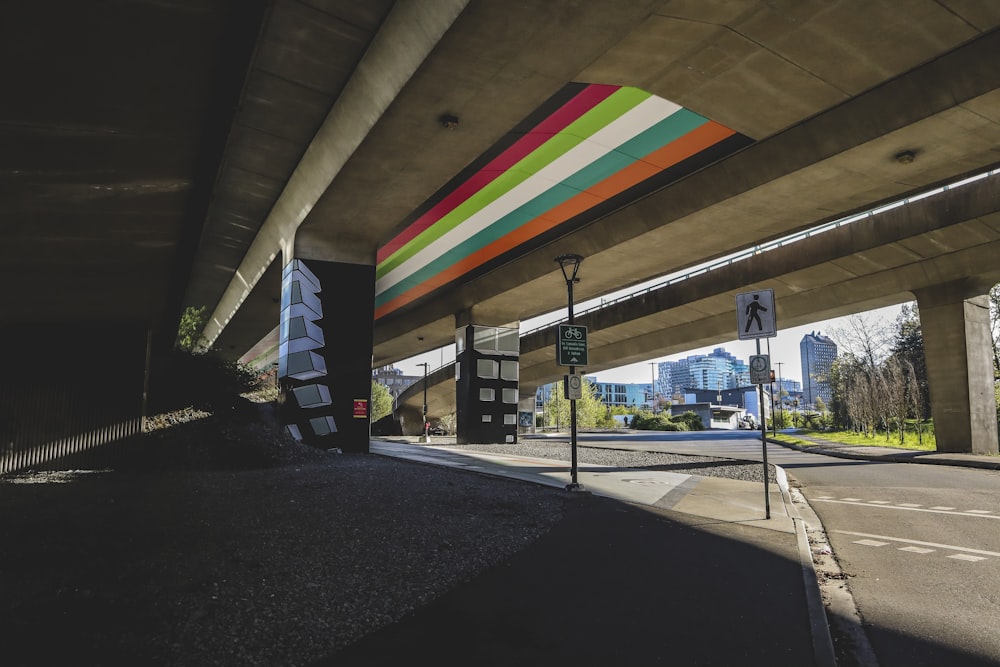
[915,280,999,455]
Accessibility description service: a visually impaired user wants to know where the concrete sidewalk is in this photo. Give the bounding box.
[317,440,836,666]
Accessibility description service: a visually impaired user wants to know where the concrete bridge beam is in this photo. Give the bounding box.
[915,280,999,455]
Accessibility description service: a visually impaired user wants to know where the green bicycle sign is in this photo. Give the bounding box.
[557,324,588,366]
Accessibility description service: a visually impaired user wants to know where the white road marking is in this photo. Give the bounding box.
[930,506,956,510]
[898,503,922,508]
[854,539,890,547]
[966,510,993,514]
[899,546,935,554]
[811,498,1000,519]
[948,554,987,562]
[842,497,862,501]
[869,500,892,504]
[833,530,1000,558]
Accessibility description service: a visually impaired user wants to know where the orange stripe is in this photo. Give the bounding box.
[375,122,738,319]
[645,121,735,169]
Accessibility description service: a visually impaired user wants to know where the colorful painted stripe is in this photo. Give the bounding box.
[374,84,747,319]
[376,86,652,281]
[376,83,619,264]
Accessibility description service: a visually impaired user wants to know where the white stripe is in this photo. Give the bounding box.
[811,498,1000,520]
[833,530,1000,557]
[375,95,683,295]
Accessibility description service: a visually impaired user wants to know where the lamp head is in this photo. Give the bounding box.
[554,253,584,283]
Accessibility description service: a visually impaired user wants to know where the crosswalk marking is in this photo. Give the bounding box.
[834,530,1000,558]
[810,498,1000,519]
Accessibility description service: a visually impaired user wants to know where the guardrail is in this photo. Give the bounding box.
[398,165,1000,380]
[520,167,1000,337]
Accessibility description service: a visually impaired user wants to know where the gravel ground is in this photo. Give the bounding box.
[445,440,777,483]
[1,412,773,666]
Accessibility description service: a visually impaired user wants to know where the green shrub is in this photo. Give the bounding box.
[673,410,704,431]
[149,348,263,415]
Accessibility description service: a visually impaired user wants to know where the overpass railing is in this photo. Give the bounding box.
[521,165,1000,337]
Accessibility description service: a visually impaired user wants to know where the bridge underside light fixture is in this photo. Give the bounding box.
[555,253,584,284]
[895,149,916,164]
[439,114,459,129]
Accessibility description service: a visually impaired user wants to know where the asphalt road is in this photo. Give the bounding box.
[575,431,1000,667]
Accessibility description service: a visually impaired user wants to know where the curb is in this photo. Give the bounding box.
[768,438,1000,470]
[776,466,837,667]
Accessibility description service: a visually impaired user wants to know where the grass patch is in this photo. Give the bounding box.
[773,428,937,452]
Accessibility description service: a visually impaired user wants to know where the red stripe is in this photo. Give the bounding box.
[374,122,736,320]
[376,84,620,263]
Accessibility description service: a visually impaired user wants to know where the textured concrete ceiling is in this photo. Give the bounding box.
[4,0,1000,369]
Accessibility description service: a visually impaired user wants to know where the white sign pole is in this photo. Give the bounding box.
[757,338,771,520]
[737,290,777,520]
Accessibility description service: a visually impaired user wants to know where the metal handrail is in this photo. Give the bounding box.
[520,167,999,337]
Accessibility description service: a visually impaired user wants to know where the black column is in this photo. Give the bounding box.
[455,325,519,445]
[277,259,374,453]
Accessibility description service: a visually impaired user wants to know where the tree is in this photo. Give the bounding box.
[176,305,208,352]
[370,380,393,423]
[541,378,609,429]
[906,359,926,445]
[813,395,827,414]
[883,357,908,444]
[438,412,456,434]
[891,303,930,419]
[990,284,1000,377]
[830,312,892,371]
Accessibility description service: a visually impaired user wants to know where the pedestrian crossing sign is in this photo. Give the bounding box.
[736,289,777,340]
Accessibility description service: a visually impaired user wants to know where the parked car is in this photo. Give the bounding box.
[428,425,448,435]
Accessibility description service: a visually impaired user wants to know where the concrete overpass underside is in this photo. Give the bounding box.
[6,1,1000,459]
[398,172,1000,452]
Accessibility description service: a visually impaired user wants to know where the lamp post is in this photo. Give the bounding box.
[417,362,429,442]
[555,253,583,492]
[648,362,657,414]
[776,361,784,430]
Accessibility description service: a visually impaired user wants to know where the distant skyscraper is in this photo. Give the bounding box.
[657,347,750,394]
[800,331,837,407]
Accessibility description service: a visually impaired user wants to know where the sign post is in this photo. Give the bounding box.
[736,289,778,520]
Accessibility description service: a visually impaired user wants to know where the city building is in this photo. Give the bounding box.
[800,331,838,408]
[588,379,649,410]
[656,347,751,397]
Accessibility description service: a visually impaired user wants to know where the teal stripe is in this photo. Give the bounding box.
[562,109,708,190]
[617,108,708,159]
[376,112,713,306]
[375,183,580,307]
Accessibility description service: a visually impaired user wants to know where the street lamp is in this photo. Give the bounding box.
[555,253,583,492]
[649,362,657,414]
[417,362,429,442]
[776,361,784,430]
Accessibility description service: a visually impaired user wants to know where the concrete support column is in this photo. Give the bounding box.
[914,281,998,455]
[277,258,375,453]
[454,310,520,444]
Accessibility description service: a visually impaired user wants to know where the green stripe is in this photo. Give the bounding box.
[376,107,711,307]
[375,87,651,280]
